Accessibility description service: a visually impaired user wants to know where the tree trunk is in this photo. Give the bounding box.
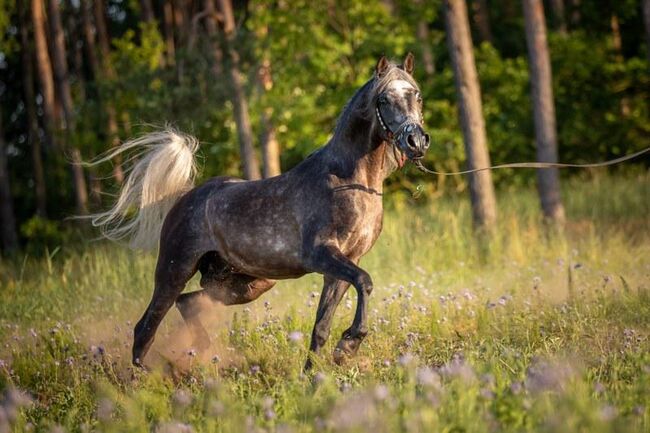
[414,0,435,76]
[94,0,112,62]
[258,58,281,178]
[471,0,493,44]
[66,1,86,101]
[444,0,497,230]
[523,0,565,224]
[31,0,58,150]
[48,0,89,215]
[86,0,123,183]
[80,0,100,76]
[0,111,19,253]
[610,14,630,116]
[216,0,261,180]
[140,0,155,22]
[550,0,567,34]
[202,0,224,76]
[643,0,650,63]
[163,0,176,66]
[20,5,48,217]
[568,0,581,28]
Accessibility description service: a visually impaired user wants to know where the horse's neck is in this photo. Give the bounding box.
[325,129,395,190]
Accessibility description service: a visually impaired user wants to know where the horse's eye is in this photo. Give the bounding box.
[378,95,388,105]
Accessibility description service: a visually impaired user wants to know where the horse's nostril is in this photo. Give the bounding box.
[407,134,417,149]
[423,134,430,148]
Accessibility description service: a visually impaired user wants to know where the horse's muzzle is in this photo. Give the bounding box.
[398,123,430,160]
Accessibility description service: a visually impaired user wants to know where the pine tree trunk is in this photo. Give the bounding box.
[94,0,112,62]
[471,0,493,44]
[444,0,497,230]
[140,0,155,22]
[568,0,581,28]
[20,5,48,217]
[643,0,650,63]
[202,0,224,76]
[610,14,630,116]
[86,0,123,183]
[0,111,19,253]
[31,0,58,150]
[163,0,176,66]
[48,0,89,215]
[523,0,565,224]
[414,0,435,76]
[258,58,281,178]
[550,0,567,34]
[216,0,261,180]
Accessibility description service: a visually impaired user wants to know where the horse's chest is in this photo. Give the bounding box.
[333,194,383,257]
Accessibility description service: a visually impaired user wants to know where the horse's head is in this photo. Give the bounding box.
[372,53,430,163]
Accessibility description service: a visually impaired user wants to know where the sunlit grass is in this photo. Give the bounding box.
[0,172,649,432]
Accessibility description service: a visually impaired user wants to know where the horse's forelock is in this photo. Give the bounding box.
[362,65,418,115]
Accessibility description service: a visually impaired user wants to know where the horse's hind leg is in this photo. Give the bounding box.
[176,267,275,351]
[132,254,197,367]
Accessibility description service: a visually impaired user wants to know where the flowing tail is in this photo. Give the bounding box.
[86,128,200,250]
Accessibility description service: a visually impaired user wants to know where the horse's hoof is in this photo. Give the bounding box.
[333,338,360,365]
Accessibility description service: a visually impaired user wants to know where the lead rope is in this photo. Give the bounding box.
[412,147,650,175]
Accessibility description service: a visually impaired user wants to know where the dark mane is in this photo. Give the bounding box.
[332,63,419,140]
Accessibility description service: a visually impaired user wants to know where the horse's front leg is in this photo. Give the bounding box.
[305,276,351,370]
[307,245,373,365]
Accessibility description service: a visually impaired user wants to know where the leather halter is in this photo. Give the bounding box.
[375,105,422,157]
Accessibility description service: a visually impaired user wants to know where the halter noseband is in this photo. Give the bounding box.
[375,105,422,156]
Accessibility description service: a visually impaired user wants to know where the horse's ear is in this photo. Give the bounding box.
[402,52,415,75]
[375,55,390,77]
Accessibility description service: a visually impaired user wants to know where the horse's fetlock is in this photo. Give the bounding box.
[313,328,330,346]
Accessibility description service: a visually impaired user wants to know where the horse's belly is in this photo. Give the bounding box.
[215,228,306,279]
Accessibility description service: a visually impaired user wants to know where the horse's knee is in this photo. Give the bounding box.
[354,272,373,295]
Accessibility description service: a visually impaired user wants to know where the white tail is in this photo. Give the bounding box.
[86,128,200,250]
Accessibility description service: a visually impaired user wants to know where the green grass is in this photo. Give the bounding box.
[1,172,649,433]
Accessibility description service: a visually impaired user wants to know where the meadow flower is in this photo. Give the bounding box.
[479,388,495,399]
[288,331,303,343]
[525,358,575,393]
[211,355,220,364]
[398,353,415,367]
[262,397,275,420]
[599,405,618,421]
[313,372,327,385]
[438,355,475,383]
[208,400,225,416]
[96,398,114,422]
[250,365,261,375]
[373,384,390,401]
[156,421,194,433]
[416,367,441,389]
[171,389,192,409]
[187,349,197,357]
[509,381,523,395]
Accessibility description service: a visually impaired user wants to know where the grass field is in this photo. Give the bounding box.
[1,172,649,433]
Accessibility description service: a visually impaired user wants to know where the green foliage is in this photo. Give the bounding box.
[1,0,649,249]
[19,216,67,256]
